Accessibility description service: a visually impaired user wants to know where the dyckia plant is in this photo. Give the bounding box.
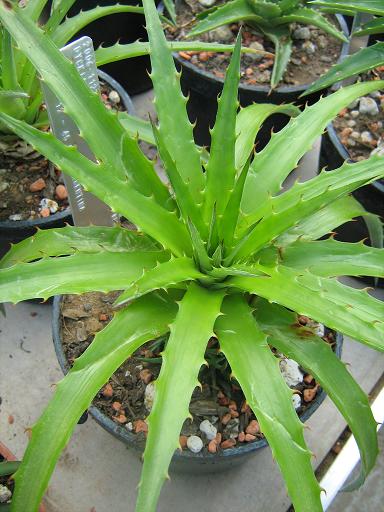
[305,0,384,95]
[0,0,156,135]
[0,0,384,511]
[0,0,247,137]
[187,0,348,88]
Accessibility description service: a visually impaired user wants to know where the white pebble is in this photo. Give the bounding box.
[292,394,301,410]
[208,25,233,43]
[198,0,216,6]
[359,96,379,116]
[302,41,316,55]
[187,435,204,453]
[346,120,356,128]
[280,358,304,387]
[350,110,359,118]
[360,130,374,144]
[248,41,265,62]
[39,197,58,213]
[144,381,156,412]
[108,90,120,104]
[199,419,217,441]
[8,214,22,221]
[351,131,360,139]
[293,27,311,40]
[0,182,9,193]
[0,484,12,504]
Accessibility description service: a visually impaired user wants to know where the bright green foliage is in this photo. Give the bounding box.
[188,0,348,88]
[0,1,383,512]
[304,2,384,94]
[0,0,154,135]
[0,0,248,136]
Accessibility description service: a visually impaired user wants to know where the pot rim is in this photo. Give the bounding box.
[0,69,135,231]
[172,13,349,95]
[52,294,343,462]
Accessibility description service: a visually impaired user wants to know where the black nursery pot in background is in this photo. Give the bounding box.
[173,15,349,148]
[0,71,134,261]
[42,0,158,95]
[320,124,384,287]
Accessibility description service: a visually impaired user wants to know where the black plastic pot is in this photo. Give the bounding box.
[52,294,343,474]
[320,124,383,287]
[64,0,161,95]
[173,13,349,147]
[0,70,134,262]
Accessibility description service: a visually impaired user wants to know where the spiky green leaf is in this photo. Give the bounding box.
[271,238,384,277]
[254,298,378,490]
[143,0,205,205]
[310,0,384,16]
[230,155,384,261]
[238,80,384,233]
[354,17,384,37]
[94,40,269,66]
[235,103,300,170]
[0,113,191,256]
[203,33,241,222]
[136,284,224,512]
[229,265,384,351]
[0,226,161,269]
[259,24,292,88]
[11,292,178,512]
[304,43,384,96]
[0,251,171,303]
[114,257,204,307]
[188,0,261,37]
[215,294,323,512]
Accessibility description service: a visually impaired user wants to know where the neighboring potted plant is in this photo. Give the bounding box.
[0,0,255,260]
[0,443,46,512]
[166,0,351,145]
[303,10,384,250]
[0,0,150,258]
[0,1,384,512]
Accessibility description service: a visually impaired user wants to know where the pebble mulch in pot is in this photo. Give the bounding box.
[166,0,343,88]
[333,68,384,167]
[60,292,336,455]
[0,80,125,223]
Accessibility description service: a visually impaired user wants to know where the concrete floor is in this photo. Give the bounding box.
[0,90,383,511]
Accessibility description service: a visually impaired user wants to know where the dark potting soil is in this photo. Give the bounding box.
[60,291,336,454]
[0,80,126,222]
[167,0,343,88]
[332,69,384,177]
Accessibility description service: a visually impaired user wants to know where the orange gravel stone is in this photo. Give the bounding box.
[115,414,127,424]
[102,383,113,398]
[245,420,260,436]
[221,412,232,425]
[134,419,148,434]
[55,184,68,200]
[238,431,246,443]
[29,178,46,192]
[112,401,122,411]
[208,440,218,453]
[245,433,256,442]
[40,208,50,218]
[221,439,236,449]
[139,369,153,384]
[179,435,188,449]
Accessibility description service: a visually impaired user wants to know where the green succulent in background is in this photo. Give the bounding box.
[0,0,384,511]
[304,1,384,95]
[187,0,349,89]
[0,0,152,135]
[0,0,259,138]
